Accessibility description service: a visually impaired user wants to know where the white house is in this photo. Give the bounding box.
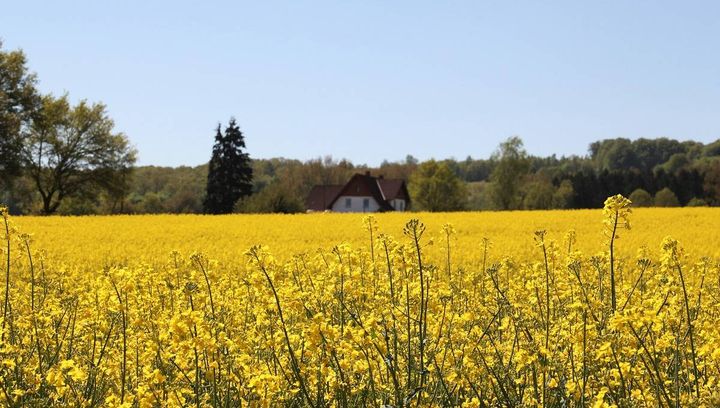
[306,172,410,213]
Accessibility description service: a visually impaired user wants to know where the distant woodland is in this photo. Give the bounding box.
[4,42,720,215]
[3,136,720,214]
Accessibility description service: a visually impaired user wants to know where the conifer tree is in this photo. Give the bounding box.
[203,118,253,214]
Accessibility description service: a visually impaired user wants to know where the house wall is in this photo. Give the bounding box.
[331,196,381,213]
[390,199,407,211]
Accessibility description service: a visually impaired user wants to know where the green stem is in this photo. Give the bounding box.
[609,212,618,312]
[2,212,10,340]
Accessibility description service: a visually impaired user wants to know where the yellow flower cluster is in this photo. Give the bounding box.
[0,200,719,406]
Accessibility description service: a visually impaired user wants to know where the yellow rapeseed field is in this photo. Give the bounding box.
[1,199,720,406]
[11,206,720,268]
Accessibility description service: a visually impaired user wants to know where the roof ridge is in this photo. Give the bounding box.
[376,178,387,201]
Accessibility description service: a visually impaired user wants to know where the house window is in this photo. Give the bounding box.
[345,198,352,208]
[363,198,370,210]
[399,200,404,211]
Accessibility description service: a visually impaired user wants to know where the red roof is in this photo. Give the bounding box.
[378,178,409,201]
[305,185,344,211]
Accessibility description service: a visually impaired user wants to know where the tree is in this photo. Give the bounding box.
[590,138,637,171]
[235,182,304,214]
[203,118,253,214]
[466,181,493,210]
[522,178,554,210]
[702,160,720,205]
[551,179,574,209]
[654,187,680,207]
[488,136,530,210]
[702,140,720,157]
[658,153,689,174]
[590,138,687,172]
[0,41,39,184]
[408,160,466,211]
[629,188,653,207]
[23,94,136,214]
[686,197,707,207]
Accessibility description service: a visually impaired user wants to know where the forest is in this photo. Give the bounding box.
[3,136,719,214]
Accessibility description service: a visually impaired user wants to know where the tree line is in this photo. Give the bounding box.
[3,41,720,214]
[7,133,718,215]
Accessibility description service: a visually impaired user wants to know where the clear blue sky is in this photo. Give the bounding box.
[2,1,719,167]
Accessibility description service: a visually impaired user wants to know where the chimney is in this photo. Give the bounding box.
[365,171,371,177]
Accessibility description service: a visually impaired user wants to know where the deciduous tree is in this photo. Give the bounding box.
[23,94,136,214]
[629,188,653,207]
[654,187,680,207]
[552,179,574,209]
[488,136,530,210]
[409,160,466,211]
[522,177,554,210]
[0,41,39,184]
